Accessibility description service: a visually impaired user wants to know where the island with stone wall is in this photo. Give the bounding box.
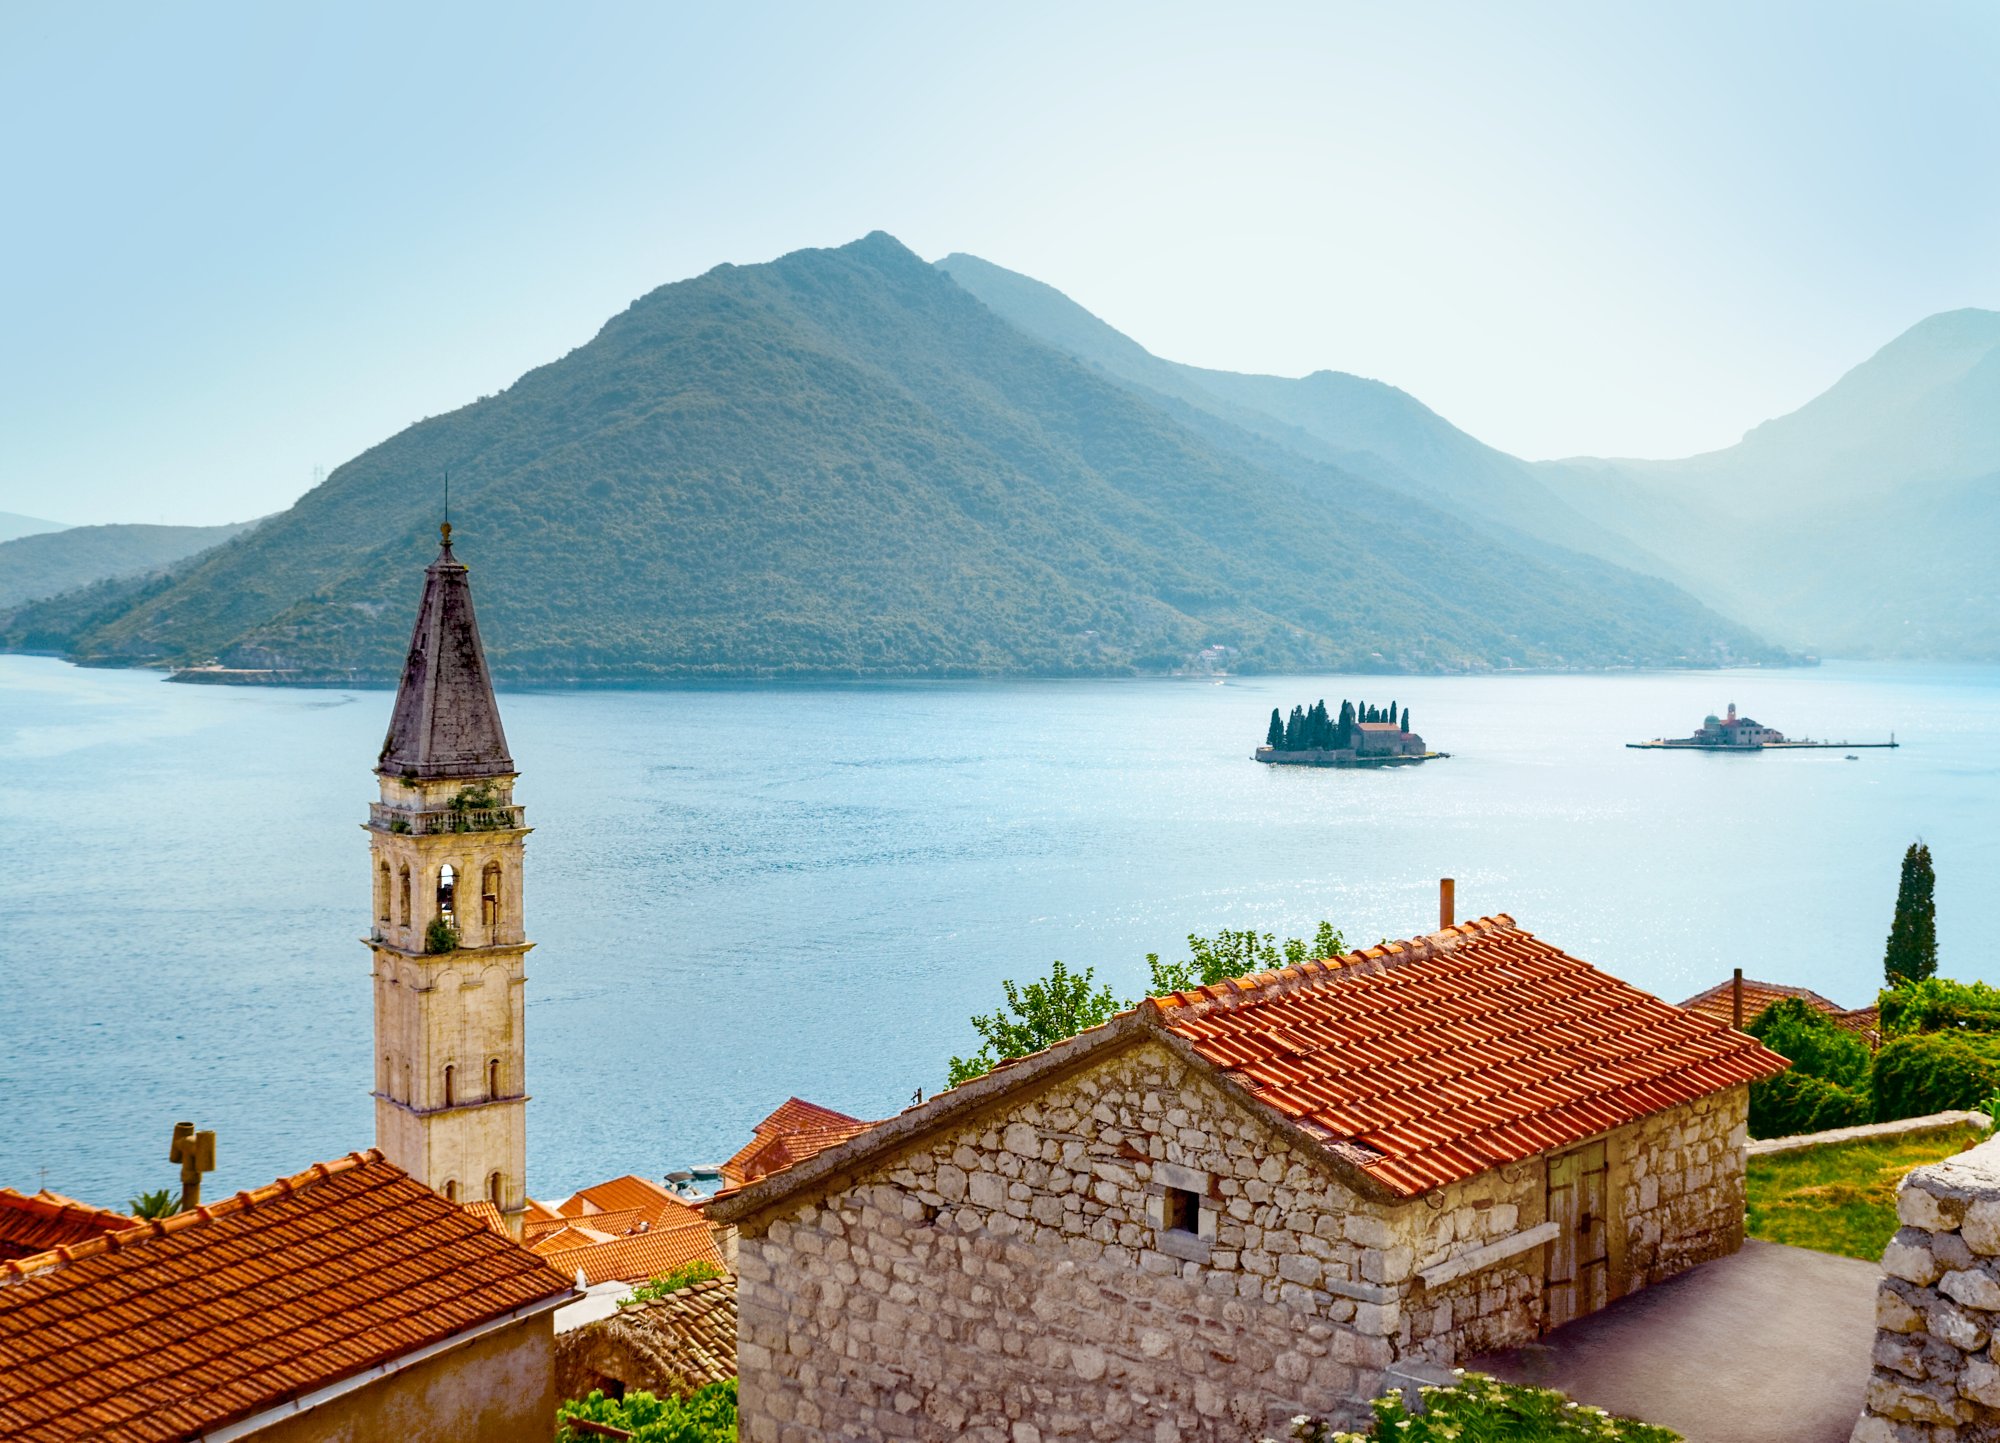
[1256,698,1445,767]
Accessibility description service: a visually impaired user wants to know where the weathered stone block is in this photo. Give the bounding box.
[1941,1268,2000,1312]
[1965,1200,2000,1257]
[1886,1231,1946,1287]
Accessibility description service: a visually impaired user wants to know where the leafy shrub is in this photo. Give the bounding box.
[1872,1034,2000,1123]
[1748,1070,1872,1139]
[1746,998,1871,1090]
[1879,978,2000,1037]
[618,1260,722,1309]
[557,1381,736,1443]
[1145,922,1345,996]
[1266,1371,1679,1442]
[423,917,459,954]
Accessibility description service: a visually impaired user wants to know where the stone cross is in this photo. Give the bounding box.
[169,1121,216,1211]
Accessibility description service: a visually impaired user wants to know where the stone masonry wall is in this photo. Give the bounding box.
[1854,1135,2000,1441]
[733,1044,1750,1443]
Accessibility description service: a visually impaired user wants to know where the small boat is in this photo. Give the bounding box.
[1845,754,1859,760]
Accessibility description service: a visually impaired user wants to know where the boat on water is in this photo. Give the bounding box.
[1627,702,1897,751]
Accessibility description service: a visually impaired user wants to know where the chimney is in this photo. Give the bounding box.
[1732,968,1744,1031]
[1439,878,1456,931]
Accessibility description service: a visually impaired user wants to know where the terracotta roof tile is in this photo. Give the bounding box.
[568,1275,736,1394]
[558,1176,704,1227]
[0,1152,574,1443]
[536,1222,725,1287]
[1153,916,1789,1197]
[1678,977,1880,1043]
[721,1099,875,1188]
[459,1200,508,1237]
[0,1191,142,1263]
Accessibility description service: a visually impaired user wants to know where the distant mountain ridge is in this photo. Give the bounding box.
[0,232,1775,681]
[0,512,67,545]
[939,254,2000,662]
[0,520,255,612]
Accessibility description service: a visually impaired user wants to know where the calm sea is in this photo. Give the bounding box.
[2,655,1995,1207]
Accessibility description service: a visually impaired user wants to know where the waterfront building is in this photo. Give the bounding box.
[711,898,1787,1439]
[367,524,533,1236]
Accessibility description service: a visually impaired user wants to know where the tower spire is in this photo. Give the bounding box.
[377,525,510,780]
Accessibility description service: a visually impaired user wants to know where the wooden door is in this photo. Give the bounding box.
[1544,1140,1609,1331]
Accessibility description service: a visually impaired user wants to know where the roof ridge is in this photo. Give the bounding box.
[1147,914,1520,1020]
[0,1188,142,1230]
[0,1149,384,1282]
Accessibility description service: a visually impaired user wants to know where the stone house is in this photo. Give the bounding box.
[709,910,1787,1442]
[556,1273,738,1405]
[0,1150,576,1441]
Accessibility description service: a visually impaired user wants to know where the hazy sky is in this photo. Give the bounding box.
[4,2,1998,526]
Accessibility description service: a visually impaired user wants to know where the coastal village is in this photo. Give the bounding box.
[3,533,1997,1443]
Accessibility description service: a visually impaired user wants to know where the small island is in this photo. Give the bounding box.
[1627,702,1899,751]
[1253,698,1447,767]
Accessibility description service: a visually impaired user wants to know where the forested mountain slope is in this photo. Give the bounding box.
[0,520,254,610]
[3,233,1779,680]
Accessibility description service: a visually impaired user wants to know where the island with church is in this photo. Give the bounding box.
[1253,697,1446,767]
[1626,701,1899,751]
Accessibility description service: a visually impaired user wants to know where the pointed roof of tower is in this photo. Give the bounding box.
[378,524,514,780]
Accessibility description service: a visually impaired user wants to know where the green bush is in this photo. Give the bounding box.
[423,917,460,954]
[1872,1034,2000,1123]
[1879,978,2000,1037]
[1748,1070,1873,1139]
[557,1381,736,1443]
[619,1260,722,1309]
[1269,1371,1679,1442]
[1746,998,1871,1090]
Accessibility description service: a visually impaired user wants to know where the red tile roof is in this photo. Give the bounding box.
[459,1199,509,1236]
[1155,916,1789,1196]
[537,1221,725,1287]
[1678,977,1880,1044]
[721,1098,875,1188]
[0,1151,575,1442]
[558,1175,704,1226]
[0,1190,141,1263]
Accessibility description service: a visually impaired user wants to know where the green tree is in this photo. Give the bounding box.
[1885,841,1938,986]
[1400,706,1410,732]
[947,960,1123,1087]
[130,1188,177,1219]
[1145,922,1346,997]
[1337,699,1355,747]
[1266,708,1283,748]
[619,1260,723,1309]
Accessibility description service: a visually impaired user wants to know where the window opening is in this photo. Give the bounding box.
[437,863,457,927]
[489,1058,502,1099]
[376,863,391,923]
[398,865,411,926]
[1164,1187,1200,1234]
[443,1064,455,1107]
[481,863,501,933]
[488,1171,503,1205]
[443,1179,458,1203]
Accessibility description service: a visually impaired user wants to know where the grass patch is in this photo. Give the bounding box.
[1746,1122,1988,1260]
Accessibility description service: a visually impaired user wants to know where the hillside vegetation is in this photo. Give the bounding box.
[3,234,1780,681]
[0,520,255,611]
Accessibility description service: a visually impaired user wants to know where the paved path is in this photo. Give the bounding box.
[1473,1240,1878,1443]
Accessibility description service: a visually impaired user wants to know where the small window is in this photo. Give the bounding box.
[1164,1186,1200,1234]
[443,1179,458,1203]
[398,865,411,926]
[481,863,502,932]
[437,864,457,927]
[443,1064,455,1107]
[488,1057,502,1100]
[376,862,391,923]
[488,1171,503,1205]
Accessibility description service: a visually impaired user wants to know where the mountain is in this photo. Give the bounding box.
[1537,308,2000,657]
[3,233,1780,681]
[934,253,1678,581]
[0,520,256,611]
[0,512,67,544]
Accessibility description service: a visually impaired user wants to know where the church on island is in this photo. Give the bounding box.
[1255,697,1437,766]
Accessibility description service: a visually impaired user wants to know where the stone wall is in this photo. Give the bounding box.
[1612,1085,1747,1293]
[1854,1136,2000,1441]
[733,1036,1751,1443]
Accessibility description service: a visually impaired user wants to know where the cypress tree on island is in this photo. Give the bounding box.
[1266,709,1284,749]
[1884,841,1939,985]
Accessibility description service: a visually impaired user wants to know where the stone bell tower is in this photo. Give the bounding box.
[366,522,531,1236]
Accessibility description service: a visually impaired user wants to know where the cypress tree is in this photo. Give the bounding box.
[1884,841,1939,985]
[1400,705,1409,732]
[1266,709,1284,749]
[1338,699,1355,748]
[1284,705,1305,750]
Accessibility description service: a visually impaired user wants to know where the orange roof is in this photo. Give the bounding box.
[0,1151,574,1442]
[538,1221,725,1287]
[459,1199,509,1236]
[1156,916,1789,1196]
[1678,978,1880,1042]
[0,1190,141,1263]
[722,1098,875,1188]
[524,1197,563,1224]
[558,1175,704,1226]
[600,1274,737,1393]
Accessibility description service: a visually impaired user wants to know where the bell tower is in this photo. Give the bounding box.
[367,522,531,1236]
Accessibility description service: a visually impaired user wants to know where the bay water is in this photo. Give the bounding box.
[2,655,1995,1207]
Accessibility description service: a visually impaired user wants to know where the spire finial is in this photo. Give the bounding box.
[440,470,452,550]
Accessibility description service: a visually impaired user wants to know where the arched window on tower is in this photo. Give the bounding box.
[398,865,411,927]
[443,1179,458,1203]
[481,863,502,936]
[437,864,457,928]
[442,1064,455,1108]
[488,1057,502,1100]
[488,1171,503,1206]
[376,862,391,923]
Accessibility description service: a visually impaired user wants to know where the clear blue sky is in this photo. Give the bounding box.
[4,1,1998,525]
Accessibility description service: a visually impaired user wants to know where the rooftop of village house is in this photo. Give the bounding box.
[0,1151,575,1442]
[0,1189,143,1263]
[712,911,1788,1219]
[1677,974,1880,1043]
